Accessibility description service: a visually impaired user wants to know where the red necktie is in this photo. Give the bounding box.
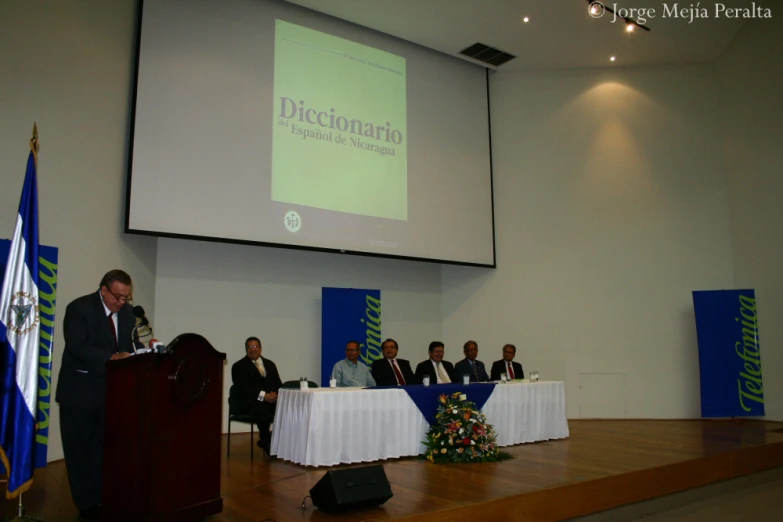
[391,359,406,385]
[108,312,118,350]
[507,362,515,380]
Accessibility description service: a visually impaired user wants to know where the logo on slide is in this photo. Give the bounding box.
[284,211,302,232]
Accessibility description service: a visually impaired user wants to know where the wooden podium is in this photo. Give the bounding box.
[102,333,225,521]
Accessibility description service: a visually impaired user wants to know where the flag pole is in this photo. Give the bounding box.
[12,492,43,521]
[10,124,44,522]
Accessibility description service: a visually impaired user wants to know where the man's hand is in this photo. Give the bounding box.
[264,392,278,404]
[110,352,131,360]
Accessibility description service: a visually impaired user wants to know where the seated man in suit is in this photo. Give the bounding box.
[371,338,416,386]
[454,340,490,382]
[414,341,456,384]
[231,336,283,455]
[332,340,377,387]
[490,343,525,381]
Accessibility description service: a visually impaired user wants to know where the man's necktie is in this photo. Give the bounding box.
[471,361,479,381]
[107,312,118,350]
[437,362,451,384]
[391,359,406,385]
[255,359,266,377]
[507,362,515,380]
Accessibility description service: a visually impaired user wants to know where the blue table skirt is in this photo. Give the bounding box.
[367,383,496,425]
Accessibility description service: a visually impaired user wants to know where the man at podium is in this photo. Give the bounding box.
[55,269,135,520]
[231,337,283,455]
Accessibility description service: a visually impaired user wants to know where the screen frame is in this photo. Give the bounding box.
[123,0,497,268]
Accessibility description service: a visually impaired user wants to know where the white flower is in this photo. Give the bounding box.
[471,440,476,445]
[459,428,464,434]
[452,409,458,414]
[441,441,445,445]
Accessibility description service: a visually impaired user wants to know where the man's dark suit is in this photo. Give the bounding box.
[371,357,415,386]
[414,359,457,384]
[454,358,490,382]
[55,291,135,512]
[490,359,525,381]
[231,356,283,452]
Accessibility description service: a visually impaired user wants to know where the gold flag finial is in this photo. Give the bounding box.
[30,123,39,153]
[30,122,39,166]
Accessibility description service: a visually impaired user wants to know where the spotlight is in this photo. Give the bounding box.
[610,56,616,61]
[523,16,530,23]
[626,22,635,32]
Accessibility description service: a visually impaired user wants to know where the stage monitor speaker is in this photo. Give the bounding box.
[309,465,393,513]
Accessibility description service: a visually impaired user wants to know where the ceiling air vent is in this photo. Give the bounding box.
[459,43,516,67]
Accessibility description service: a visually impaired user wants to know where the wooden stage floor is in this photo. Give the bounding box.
[3,419,783,522]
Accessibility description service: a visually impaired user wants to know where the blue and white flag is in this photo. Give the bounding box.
[0,147,41,499]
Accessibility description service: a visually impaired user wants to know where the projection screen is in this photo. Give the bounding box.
[126,0,496,266]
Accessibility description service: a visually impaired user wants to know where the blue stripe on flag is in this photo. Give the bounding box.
[19,153,39,280]
[0,347,37,494]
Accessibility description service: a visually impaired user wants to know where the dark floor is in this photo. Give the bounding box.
[641,475,783,521]
[573,465,783,522]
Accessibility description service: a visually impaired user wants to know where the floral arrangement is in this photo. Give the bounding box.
[423,392,511,463]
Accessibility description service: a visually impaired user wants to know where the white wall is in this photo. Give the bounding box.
[721,19,783,420]
[0,1,157,461]
[443,65,736,419]
[153,238,442,433]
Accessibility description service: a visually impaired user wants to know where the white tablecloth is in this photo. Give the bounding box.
[270,381,569,467]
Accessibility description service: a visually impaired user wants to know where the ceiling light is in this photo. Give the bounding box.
[523,16,530,23]
[610,56,616,62]
[585,0,651,31]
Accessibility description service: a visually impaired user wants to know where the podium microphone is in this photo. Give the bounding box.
[133,305,149,326]
[130,305,169,354]
[131,305,153,353]
[149,339,169,354]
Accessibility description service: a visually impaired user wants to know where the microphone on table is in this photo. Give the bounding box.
[149,338,169,354]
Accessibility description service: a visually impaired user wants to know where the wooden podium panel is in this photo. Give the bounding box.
[102,333,225,522]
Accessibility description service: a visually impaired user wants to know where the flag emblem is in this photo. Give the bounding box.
[9,291,39,334]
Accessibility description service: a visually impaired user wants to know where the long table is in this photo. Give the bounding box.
[270,381,569,467]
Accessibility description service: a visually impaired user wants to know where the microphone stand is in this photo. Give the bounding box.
[131,321,153,353]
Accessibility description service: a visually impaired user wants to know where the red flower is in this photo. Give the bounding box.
[462,438,471,445]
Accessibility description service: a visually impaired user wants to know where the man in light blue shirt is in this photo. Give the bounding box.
[332,340,377,387]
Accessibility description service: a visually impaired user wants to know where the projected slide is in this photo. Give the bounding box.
[271,20,408,221]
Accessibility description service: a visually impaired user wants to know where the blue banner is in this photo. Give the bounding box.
[0,240,58,470]
[693,289,764,418]
[321,288,382,386]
